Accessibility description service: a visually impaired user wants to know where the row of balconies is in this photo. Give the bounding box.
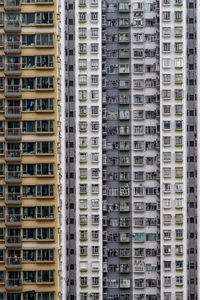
[0,85,54,97]
[102,171,131,182]
[102,33,130,44]
[102,2,130,13]
[0,211,54,226]
[0,235,55,247]
[134,247,159,258]
[0,62,54,75]
[0,184,54,200]
[103,278,131,289]
[102,79,130,90]
[2,0,21,10]
[0,292,55,300]
[102,201,131,213]
[102,48,130,59]
[1,0,54,10]
[0,108,53,118]
[102,18,130,28]
[102,140,131,152]
[0,39,54,54]
[0,125,54,140]
[0,278,54,291]
[103,263,131,274]
[102,94,130,105]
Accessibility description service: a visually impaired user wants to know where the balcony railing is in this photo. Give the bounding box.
[6,279,22,290]
[134,264,145,273]
[6,214,21,226]
[5,85,21,97]
[6,150,21,161]
[4,41,21,53]
[6,257,22,267]
[4,0,21,10]
[6,171,22,183]
[5,129,21,140]
[4,20,21,32]
[6,193,22,204]
[6,236,22,247]
[5,107,21,118]
[5,63,21,75]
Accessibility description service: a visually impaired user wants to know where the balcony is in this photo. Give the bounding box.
[5,107,21,118]
[4,42,21,54]
[4,20,21,33]
[5,236,22,248]
[5,150,22,162]
[5,85,22,97]
[5,257,22,269]
[5,63,22,76]
[5,129,21,140]
[134,264,145,273]
[5,214,21,226]
[5,193,22,205]
[5,171,22,183]
[5,279,22,290]
[4,0,21,11]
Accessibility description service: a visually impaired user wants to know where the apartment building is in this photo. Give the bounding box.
[65,0,197,299]
[0,0,62,299]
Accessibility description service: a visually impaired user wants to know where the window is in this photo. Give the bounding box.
[163,152,171,162]
[79,199,87,210]
[37,228,54,240]
[36,12,53,25]
[37,206,54,219]
[91,75,98,84]
[36,34,53,46]
[91,28,98,38]
[22,13,35,24]
[22,56,35,68]
[22,34,35,46]
[79,59,87,70]
[36,77,53,89]
[23,207,36,219]
[79,43,87,53]
[79,12,87,22]
[92,246,99,255]
[36,56,54,68]
[23,228,36,239]
[38,292,54,300]
[23,271,36,282]
[91,59,98,70]
[91,43,98,53]
[176,276,183,285]
[36,120,53,132]
[91,90,99,100]
[23,121,35,132]
[91,12,98,21]
[91,215,99,225]
[38,270,54,283]
[79,27,87,38]
[79,75,87,85]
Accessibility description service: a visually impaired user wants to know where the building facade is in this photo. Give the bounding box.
[65,0,198,299]
[0,0,62,299]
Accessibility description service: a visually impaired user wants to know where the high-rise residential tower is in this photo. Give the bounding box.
[65,0,198,299]
[0,0,62,299]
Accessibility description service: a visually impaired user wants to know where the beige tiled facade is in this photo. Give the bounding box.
[0,0,61,299]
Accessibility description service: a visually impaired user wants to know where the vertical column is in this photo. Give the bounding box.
[160,0,187,298]
[65,0,76,298]
[186,0,198,298]
[102,0,132,299]
[130,1,160,299]
[75,0,102,299]
[0,0,61,299]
